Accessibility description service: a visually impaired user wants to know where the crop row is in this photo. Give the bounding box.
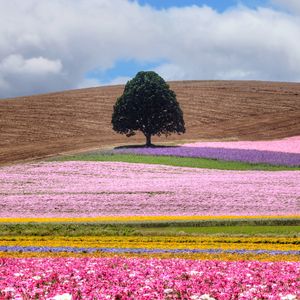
[0,257,299,299]
[0,161,299,217]
[115,136,300,166]
[1,236,299,251]
[1,222,299,238]
[115,147,300,166]
[1,251,299,262]
[1,215,298,223]
[1,245,299,257]
[183,136,300,154]
[60,152,300,171]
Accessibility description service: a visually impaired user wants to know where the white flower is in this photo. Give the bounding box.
[32,275,41,280]
[190,295,202,300]
[281,295,297,300]
[199,294,216,300]
[3,287,15,293]
[53,293,72,300]
[189,270,201,276]
[164,288,174,294]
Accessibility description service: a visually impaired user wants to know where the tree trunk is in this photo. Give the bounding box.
[145,134,152,147]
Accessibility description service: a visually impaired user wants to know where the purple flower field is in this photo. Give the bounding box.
[0,161,299,217]
[115,136,300,166]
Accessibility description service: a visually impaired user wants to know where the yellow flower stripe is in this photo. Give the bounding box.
[1,236,299,251]
[0,215,299,223]
[0,252,299,262]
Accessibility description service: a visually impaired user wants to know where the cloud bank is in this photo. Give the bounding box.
[271,0,300,14]
[0,0,300,98]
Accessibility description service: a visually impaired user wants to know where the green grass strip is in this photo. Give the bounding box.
[0,222,299,237]
[142,226,300,237]
[54,153,300,171]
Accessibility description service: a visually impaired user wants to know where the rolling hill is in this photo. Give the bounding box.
[0,80,300,165]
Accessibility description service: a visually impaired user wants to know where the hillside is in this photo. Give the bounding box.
[0,80,300,165]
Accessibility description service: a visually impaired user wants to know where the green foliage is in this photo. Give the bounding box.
[112,71,185,146]
[0,222,299,237]
[140,226,300,237]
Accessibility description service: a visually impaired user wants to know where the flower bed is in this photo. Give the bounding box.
[0,215,298,223]
[1,236,298,252]
[184,136,300,154]
[2,251,300,262]
[1,245,299,256]
[0,257,299,299]
[1,235,299,264]
[115,136,300,166]
[0,162,299,217]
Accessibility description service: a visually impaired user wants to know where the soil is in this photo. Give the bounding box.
[0,80,299,165]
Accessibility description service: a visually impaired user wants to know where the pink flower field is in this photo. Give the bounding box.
[0,161,299,217]
[0,257,299,299]
[184,136,300,154]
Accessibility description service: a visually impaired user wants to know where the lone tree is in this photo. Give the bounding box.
[112,71,185,146]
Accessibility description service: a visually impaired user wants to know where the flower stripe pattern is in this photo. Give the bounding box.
[0,245,299,256]
[115,136,300,166]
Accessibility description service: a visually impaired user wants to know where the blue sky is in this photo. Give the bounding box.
[134,0,268,12]
[86,60,166,84]
[0,0,299,98]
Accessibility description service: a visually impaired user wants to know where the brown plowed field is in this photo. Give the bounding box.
[0,80,300,165]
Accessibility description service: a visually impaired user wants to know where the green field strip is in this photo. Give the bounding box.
[140,226,300,237]
[52,153,300,171]
[0,223,299,237]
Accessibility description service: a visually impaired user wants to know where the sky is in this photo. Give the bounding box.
[0,0,300,98]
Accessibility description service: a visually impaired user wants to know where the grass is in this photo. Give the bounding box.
[142,226,300,236]
[0,222,299,237]
[52,152,300,171]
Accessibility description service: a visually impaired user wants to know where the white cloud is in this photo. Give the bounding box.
[0,0,300,98]
[0,55,62,75]
[154,63,187,81]
[107,76,132,85]
[77,78,102,89]
[78,76,131,89]
[76,75,130,89]
[271,0,300,14]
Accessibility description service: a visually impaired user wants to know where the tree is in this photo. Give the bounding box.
[112,71,185,146]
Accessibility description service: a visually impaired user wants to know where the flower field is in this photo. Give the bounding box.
[0,257,299,299]
[0,161,299,217]
[1,215,298,223]
[1,235,299,251]
[115,136,300,166]
[184,136,300,154]
[0,137,299,299]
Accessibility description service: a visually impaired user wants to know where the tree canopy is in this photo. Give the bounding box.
[112,71,185,146]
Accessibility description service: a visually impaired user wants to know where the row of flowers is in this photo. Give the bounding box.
[1,236,299,251]
[114,136,300,166]
[1,251,299,262]
[0,245,299,256]
[182,136,300,154]
[1,161,299,217]
[0,257,299,299]
[0,215,298,223]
